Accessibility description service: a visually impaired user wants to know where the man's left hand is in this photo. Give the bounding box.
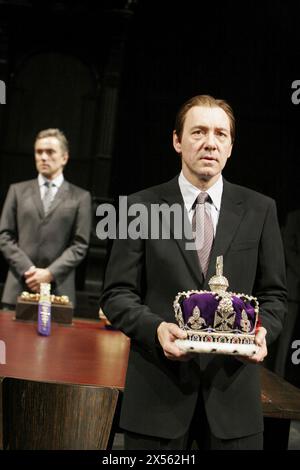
[24,268,53,293]
[238,326,268,364]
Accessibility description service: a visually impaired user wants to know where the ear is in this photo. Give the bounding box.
[227,143,233,159]
[173,131,181,154]
[62,152,69,166]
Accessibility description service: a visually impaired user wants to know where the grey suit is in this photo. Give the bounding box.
[0,178,92,305]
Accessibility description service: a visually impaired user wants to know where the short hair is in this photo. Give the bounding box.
[35,128,69,153]
[174,94,235,143]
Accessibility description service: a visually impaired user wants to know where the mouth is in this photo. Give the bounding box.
[200,156,217,162]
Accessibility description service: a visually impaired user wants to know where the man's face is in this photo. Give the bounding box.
[35,137,68,180]
[173,105,233,188]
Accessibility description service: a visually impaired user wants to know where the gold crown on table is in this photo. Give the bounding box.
[173,256,260,356]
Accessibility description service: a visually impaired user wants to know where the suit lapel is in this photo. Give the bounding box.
[205,179,245,284]
[160,177,203,285]
[32,180,44,219]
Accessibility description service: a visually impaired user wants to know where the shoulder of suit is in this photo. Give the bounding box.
[8,179,37,193]
[127,176,178,203]
[52,180,91,203]
[127,177,276,207]
[9,179,36,188]
[9,179,90,196]
[225,181,275,206]
[65,181,91,196]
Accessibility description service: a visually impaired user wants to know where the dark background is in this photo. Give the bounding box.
[0,0,299,315]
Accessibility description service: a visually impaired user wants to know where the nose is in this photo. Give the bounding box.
[204,132,217,150]
[40,151,48,161]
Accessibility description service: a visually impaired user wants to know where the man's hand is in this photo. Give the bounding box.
[238,326,268,364]
[157,321,193,361]
[24,267,53,293]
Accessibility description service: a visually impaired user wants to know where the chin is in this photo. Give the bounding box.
[40,170,50,177]
[198,171,215,180]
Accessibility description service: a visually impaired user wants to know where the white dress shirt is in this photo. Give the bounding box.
[38,173,64,203]
[178,171,223,236]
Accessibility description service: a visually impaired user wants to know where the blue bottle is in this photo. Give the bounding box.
[37,283,51,336]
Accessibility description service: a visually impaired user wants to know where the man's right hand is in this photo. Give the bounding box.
[157,321,193,361]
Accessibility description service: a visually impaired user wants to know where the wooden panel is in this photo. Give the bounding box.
[0,313,127,450]
[3,378,119,450]
[0,376,3,450]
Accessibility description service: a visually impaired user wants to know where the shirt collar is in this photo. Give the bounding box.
[178,171,223,212]
[38,173,64,189]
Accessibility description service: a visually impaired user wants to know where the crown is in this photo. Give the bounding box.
[173,256,259,356]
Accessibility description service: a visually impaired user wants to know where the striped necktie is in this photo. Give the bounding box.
[42,182,55,215]
[192,192,214,277]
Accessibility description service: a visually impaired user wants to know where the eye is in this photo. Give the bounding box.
[218,131,228,137]
[192,129,205,136]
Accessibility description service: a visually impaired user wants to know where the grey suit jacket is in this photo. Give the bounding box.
[101,176,287,440]
[0,178,92,304]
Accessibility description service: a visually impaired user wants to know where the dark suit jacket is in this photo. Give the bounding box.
[0,178,92,305]
[282,210,300,302]
[101,176,287,440]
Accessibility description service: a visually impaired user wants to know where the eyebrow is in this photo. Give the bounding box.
[191,125,230,133]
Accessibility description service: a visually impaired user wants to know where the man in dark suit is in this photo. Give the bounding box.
[0,128,91,306]
[101,95,287,450]
[274,210,300,385]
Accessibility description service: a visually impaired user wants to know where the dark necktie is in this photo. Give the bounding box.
[42,182,55,215]
[192,192,214,277]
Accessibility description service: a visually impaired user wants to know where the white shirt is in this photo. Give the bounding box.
[38,173,64,202]
[178,171,223,236]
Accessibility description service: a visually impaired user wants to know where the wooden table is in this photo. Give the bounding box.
[0,311,130,450]
[0,311,129,388]
[261,366,300,449]
[1,311,299,450]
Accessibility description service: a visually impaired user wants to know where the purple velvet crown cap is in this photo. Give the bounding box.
[173,256,259,335]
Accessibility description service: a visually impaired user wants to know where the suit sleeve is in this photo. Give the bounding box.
[282,211,300,278]
[100,199,164,350]
[254,199,287,344]
[47,191,92,284]
[0,185,34,278]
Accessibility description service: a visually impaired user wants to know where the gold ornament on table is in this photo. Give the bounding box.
[16,290,73,324]
[20,291,70,305]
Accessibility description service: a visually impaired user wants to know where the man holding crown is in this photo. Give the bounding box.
[101,95,287,450]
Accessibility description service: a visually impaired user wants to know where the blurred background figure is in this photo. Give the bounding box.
[274,210,300,388]
[0,128,92,308]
